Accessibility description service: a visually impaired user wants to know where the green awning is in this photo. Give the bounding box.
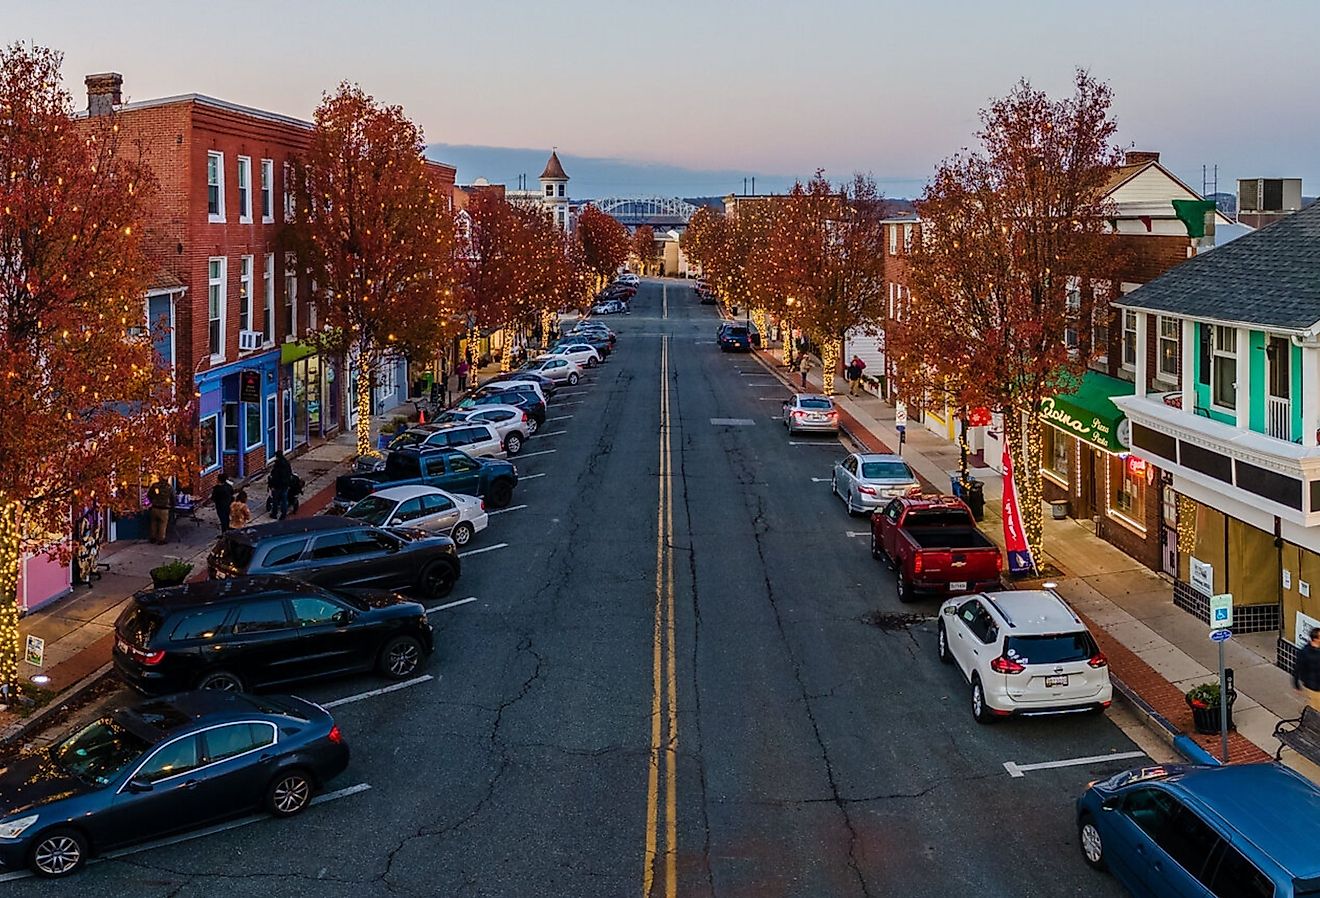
[1172,199,1217,239]
[280,340,318,364]
[1040,371,1133,453]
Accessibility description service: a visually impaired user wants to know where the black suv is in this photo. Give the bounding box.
[113,574,434,694]
[207,516,460,598]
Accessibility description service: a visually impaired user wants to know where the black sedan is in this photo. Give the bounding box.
[0,691,348,877]
[459,389,546,428]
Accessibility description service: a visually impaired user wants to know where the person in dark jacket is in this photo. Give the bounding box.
[1295,627,1320,712]
[269,450,293,520]
[146,477,174,544]
[211,472,235,532]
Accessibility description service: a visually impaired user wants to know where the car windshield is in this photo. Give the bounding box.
[390,430,429,450]
[346,495,395,525]
[51,718,151,785]
[1004,633,1099,665]
[862,462,914,480]
[798,399,833,410]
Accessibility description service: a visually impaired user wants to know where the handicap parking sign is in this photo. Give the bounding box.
[1209,593,1233,629]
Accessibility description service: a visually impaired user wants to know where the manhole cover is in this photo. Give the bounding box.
[862,611,933,631]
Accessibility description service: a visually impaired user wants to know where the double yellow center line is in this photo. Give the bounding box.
[644,334,678,898]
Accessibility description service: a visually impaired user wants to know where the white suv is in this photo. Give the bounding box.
[936,590,1112,723]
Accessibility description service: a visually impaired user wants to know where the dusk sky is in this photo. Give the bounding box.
[9,0,1320,196]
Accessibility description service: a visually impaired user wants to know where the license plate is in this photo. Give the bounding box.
[1046,675,1069,687]
[949,581,967,591]
[808,414,825,421]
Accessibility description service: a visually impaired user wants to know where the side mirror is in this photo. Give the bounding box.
[332,609,354,626]
[942,606,957,616]
[1100,796,1121,812]
[126,777,154,794]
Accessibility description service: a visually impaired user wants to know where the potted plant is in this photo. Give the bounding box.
[149,559,193,589]
[1185,681,1236,735]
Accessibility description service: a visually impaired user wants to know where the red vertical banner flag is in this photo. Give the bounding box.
[1001,436,1037,575]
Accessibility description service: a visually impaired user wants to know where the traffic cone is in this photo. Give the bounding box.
[418,408,426,424]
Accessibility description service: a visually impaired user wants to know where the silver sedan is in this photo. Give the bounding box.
[344,484,489,548]
[831,452,920,515]
[782,394,839,434]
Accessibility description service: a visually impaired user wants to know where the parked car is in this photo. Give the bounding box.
[871,495,1002,602]
[598,284,635,300]
[359,422,504,472]
[1076,762,1320,898]
[471,378,547,405]
[207,516,461,598]
[716,322,758,351]
[481,370,557,397]
[591,299,627,315]
[346,484,488,547]
[0,691,349,877]
[937,589,1111,722]
[541,342,602,369]
[335,446,517,510]
[520,356,582,385]
[831,452,920,515]
[570,322,616,342]
[782,394,839,434]
[459,390,546,431]
[615,272,640,287]
[559,331,612,358]
[435,404,531,455]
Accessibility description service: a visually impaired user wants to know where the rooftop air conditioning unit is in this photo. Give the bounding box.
[238,330,263,351]
[1238,178,1303,214]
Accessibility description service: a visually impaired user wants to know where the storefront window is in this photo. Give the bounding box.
[223,403,239,453]
[1041,426,1070,480]
[1109,454,1147,526]
[199,415,219,472]
[245,401,262,449]
[302,356,321,431]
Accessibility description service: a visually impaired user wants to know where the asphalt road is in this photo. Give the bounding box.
[11,280,1146,896]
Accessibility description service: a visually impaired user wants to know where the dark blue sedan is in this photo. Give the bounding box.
[0,691,349,877]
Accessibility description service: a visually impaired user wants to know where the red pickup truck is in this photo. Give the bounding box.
[870,495,1002,603]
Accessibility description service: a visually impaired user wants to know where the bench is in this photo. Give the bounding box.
[1274,706,1320,763]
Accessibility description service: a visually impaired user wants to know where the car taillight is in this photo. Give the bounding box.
[1088,653,1108,669]
[912,554,923,574]
[994,553,1003,571]
[327,724,343,744]
[990,655,1025,674]
[906,485,922,496]
[480,499,486,511]
[142,649,166,666]
[857,485,876,495]
[521,413,528,423]
[792,409,805,417]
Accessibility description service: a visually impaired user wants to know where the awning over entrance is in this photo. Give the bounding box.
[280,340,317,365]
[1040,371,1134,453]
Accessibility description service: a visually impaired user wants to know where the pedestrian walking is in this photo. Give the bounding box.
[230,489,252,528]
[798,354,813,389]
[1295,627,1320,712]
[456,358,470,392]
[211,472,235,533]
[269,450,293,520]
[146,477,174,545]
[847,355,867,397]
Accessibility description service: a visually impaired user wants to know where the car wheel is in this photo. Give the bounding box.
[196,669,244,692]
[419,561,457,598]
[567,372,579,386]
[504,434,523,456]
[526,418,539,435]
[266,769,314,817]
[1078,814,1106,870]
[486,480,514,509]
[896,575,913,604]
[29,828,88,878]
[451,522,474,547]
[378,634,425,679]
[972,676,997,724]
[846,491,861,517]
[587,357,598,368]
[937,624,952,664]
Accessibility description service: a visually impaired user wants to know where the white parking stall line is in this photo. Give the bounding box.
[1003,750,1147,779]
[811,477,831,482]
[758,396,787,401]
[426,596,479,613]
[0,784,377,881]
[739,371,777,377]
[548,415,574,421]
[459,542,509,558]
[788,441,844,447]
[517,449,558,458]
[323,675,433,708]
[844,531,869,538]
[557,400,583,406]
[488,504,527,515]
[540,430,569,436]
[519,472,548,480]
[557,389,590,395]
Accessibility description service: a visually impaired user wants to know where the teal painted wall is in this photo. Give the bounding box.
[1249,331,1266,433]
[1191,324,1300,440]
[1292,343,1303,440]
[1194,323,1235,425]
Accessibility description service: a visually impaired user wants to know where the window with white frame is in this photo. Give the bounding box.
[238,256,253,335]
[260,159,274,222]
[237,156,252,222]
[207,151,225,221]
[262,253,274,343]
[1158,316,1180,380]
[284,255,298,338]
[208,258,226,358]
[889,225,898,255]
[245,400,262,450]
[902,223,913,252]
[282,161,294,221]
[1212,325,1237,409]
[557,184,565,198]
[199,414,220,472]
[1122,310,1138,368]
[1064,283,1081,349]
[545,184,554,197]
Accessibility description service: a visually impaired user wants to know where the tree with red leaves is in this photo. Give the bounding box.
[631,225,655,276]
[892,71,1123,558]
[290,82,458,456]
[0,44,189,693]
[576,204,630,293]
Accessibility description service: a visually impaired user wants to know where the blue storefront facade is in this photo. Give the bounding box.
[196,348,282,481]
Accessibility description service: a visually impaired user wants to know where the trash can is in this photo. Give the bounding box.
[948,474,985,521]
[1050,499,1070,520]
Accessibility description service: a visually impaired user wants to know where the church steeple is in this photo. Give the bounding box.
[539,148,570,231]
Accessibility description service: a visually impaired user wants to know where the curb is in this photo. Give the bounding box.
[0,662,114,749]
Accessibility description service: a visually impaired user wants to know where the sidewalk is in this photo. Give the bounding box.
[753,339,1317,781]
[0,405,411,744]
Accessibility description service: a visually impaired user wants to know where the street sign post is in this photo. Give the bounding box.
[1208,593,1233,762]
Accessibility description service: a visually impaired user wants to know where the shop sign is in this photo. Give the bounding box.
[239,369,261,404]
[1125,455,1147,478]
[24,634,43,667]
[1297,611,1320,648]
[965,407,992,427]
[1039,397,1129,452]
[1189,557,1214,597]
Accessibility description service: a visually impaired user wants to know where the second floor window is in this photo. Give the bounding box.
[261,159,274,222]
[545,184,554,197]
[1122,310,1138,368]
[239,256,253,334]
[207,151,224,220]
[889,226,898,255]
[208,258,226,357]
[1212,325,1237,409]
[285,255,298,338]
[237,157,252,222]
[1064,285,1081,349]
[263,254,274,342]
[1158,317,1180,380]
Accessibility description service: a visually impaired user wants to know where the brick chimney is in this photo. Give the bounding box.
[1125,150,1160,166]
[85,72,123,116]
